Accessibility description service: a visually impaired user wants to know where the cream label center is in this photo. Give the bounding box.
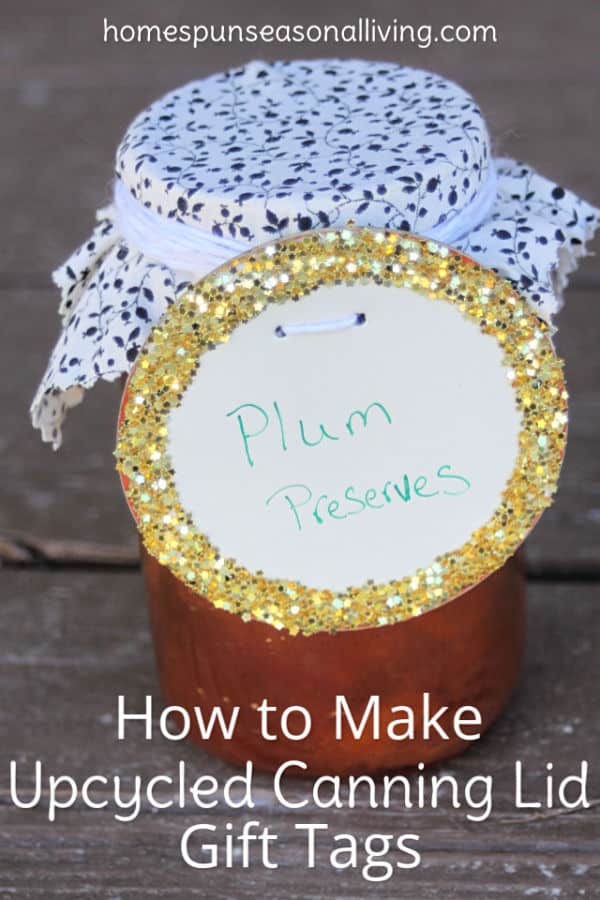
[168,283,521,592]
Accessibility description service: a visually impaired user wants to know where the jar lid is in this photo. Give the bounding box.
[115,59,491,241]
[115,228,567,634]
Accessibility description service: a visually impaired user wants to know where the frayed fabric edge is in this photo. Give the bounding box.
[30,372,123,451]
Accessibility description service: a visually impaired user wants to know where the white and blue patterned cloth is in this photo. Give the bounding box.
[32,59,598,447]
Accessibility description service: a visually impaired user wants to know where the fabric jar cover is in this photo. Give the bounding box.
[32,58,598,448]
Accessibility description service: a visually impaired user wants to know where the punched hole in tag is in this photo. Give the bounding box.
[274,312,366,338]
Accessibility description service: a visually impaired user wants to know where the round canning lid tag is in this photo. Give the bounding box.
[116,228,567,635]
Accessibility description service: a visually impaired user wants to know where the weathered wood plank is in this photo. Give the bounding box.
[2,0,599,86]
[0,571,598,895]
[0,830,598,899]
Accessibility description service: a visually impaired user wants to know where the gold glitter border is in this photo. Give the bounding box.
[116,228,567,635]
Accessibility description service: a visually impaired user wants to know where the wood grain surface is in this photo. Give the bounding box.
[1,0,599,896]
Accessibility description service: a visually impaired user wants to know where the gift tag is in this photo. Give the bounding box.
[116,229,567,634]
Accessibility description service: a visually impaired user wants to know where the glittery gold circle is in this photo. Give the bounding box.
[116,228,567,635]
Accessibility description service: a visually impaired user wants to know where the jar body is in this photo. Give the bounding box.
[141,546,526,775]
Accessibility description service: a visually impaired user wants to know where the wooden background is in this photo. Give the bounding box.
[1,1,599,896]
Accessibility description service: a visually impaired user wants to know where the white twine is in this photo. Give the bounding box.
[275,312,366,337]
[113,162,498,280]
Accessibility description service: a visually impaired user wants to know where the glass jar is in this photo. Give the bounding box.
[141,546,525,774]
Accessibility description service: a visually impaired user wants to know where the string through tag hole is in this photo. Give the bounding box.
[274,312,366,338]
